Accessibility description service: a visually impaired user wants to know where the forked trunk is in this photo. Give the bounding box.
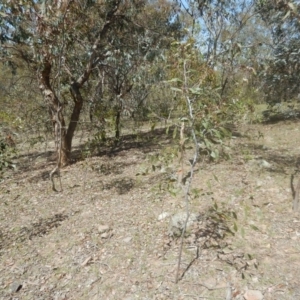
[39,60,69,166]
[39,60,84,167]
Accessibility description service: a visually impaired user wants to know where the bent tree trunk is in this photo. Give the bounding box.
[39,60,84,166]
[38,4,121,166]
[39,60,69,166]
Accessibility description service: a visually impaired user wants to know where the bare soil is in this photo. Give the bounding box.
[1,121,300,300]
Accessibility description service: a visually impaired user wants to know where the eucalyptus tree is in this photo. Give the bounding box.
[0,0,177,166]
[177,0,262,99]
[88,0,183,140]
[257,0,300,104]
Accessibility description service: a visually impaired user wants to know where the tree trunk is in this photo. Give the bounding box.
[39,59,86,166]
[65,82,85,156]
[38,3,121,165]
[39,59,69,166]
[115,109,121,140]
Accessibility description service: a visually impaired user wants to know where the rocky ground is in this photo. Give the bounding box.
[1,121,300,300]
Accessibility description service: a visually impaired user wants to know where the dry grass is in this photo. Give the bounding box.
[1,121,300,299]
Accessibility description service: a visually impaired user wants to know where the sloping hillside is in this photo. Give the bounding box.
[1,121,300,300]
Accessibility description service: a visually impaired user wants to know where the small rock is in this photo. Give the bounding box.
[169,212,198,237]
[10,281,22,293]
[101,232,110,239]
[158,212,170,221]
[256,180,263,187]
[259,159,272,168]
[98,225,110,234]
[244,289,263,300]
[123,237,132,243]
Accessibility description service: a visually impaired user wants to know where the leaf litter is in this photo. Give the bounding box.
[1,121,300,299]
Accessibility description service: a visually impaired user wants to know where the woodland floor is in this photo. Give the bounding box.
[1,120,300,300]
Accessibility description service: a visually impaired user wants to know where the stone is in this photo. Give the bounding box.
[123,237,132,243]
[244,289,263,300]
[10,281,22,293]
[158,212,170,221]
[169,212,198,237]
[101,232,109,239]
[259,159,272,169]
[98,225,110,234]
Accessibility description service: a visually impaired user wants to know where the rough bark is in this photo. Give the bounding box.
[39,59,69,166]
[66,82,85,153]
[115,109,121,140]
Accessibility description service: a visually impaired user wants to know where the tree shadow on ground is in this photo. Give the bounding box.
[262,109,300,124]
[236,141,299,173]
[176,205,240,282]
[5,127,175,182]
[0,213,69,257]
[71,127,174,161]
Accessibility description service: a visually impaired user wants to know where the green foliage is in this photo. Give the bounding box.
[0,0,182,162]
[0,0,268,169]
[257,0,300,104]
[83,131,108,157]
[0,137,17,177]
[208,202,238,236]
[148,146,179,171]
[164,39,237,159]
